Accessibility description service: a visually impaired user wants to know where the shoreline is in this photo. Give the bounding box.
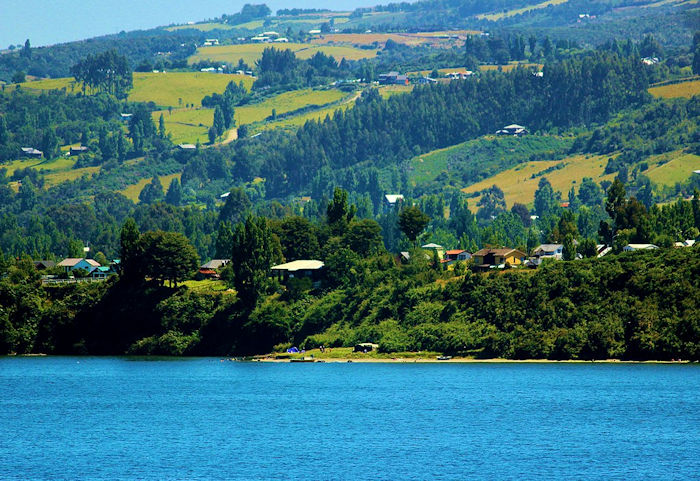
[247,356,694,364]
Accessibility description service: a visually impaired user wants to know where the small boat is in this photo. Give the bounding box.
[437,355,452,361]
[290,358,315,363]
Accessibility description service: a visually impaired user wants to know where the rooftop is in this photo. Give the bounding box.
[271,260,324,271]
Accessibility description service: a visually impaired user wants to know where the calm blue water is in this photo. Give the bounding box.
[1,0,378,48]
[1,358,698,480]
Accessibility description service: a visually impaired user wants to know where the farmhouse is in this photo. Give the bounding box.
[69,146,88,156]
[57,258,101,274]
[532,244,563,260]
[177,143,197,150]
[496,124,529,136]
[441,249,471,268]
[623,244,658,252]
[33,260,56,270]
[445,71,474,80]
[384,194,404,210]
[203,38,220,46]
[416,77,438,84]
[472,248,527,269]
[271,260,324,286]
[378,72,409,85]
[20,147,43,158]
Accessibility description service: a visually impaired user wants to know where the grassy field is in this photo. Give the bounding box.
[18,72,253,108]
[461,153,613,208]
[181,279,234,294]
[119,173,182,202]
[154,88,349,142]
[378,85,414,98]
[152,108,213,145]
[44,166,101,187]
[255,98,356,131]
[1,156,76,176]
[129,72,253,107]
[644,151,700,186]
[189,43,377,67]
[477,0,569,20]
[480,63,543,72]
[648,79,700,98]
[165,22,234,32]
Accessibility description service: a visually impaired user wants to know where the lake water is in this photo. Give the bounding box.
[1,358,698,480]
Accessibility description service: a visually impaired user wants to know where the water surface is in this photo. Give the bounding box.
[1,358,698,480]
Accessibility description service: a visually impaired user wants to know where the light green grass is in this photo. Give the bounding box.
[153,108,213,145]
[181,279,234,293]
[645,152,700,186]
[255,100,355,131]
[129,72,253,108]
[189,43,377,67]
[155,88,348,142]
[20,72,253,108]
[1,156,77,176]
[462,153,613,208]
[44,166,101,187]
[477,0,569,20]
[648,79,700,99]
[378,84,414,98]
[165,22,234,32]
[237,88,347,124]
[119,173,182,202]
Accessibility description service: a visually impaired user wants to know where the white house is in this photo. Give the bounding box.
[532,244,563,260]
[623,244,658,252]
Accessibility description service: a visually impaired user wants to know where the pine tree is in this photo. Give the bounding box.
[164,178,183,206]
[213,106,225,137]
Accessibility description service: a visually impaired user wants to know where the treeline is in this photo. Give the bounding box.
[1,219,697,360]
[252,47,355,92]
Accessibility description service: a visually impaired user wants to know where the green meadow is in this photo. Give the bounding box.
[19,72,253,108]
[189,43,377,67]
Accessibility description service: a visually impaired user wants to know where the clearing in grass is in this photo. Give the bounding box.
[119,173,182,202]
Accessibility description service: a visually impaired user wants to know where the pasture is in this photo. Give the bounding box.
[189,43,377,67]
[165,22,233,32]
[155,88,349,143]
[461,153,613,208]
[119,173,182,202]
[19,72,253,108]
[644,151,700,186]
[476,0,569,20]
[648,79,700,98]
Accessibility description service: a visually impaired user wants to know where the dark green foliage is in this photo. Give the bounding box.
[398,205,430,243]
[138,176,164,204]
[139,230,199,287]
[70,50,133,99]
[230,216,282,308]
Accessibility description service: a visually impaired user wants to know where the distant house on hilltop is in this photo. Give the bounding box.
[384,194,404,211]
[379,72,409,85]
[623,244,658,252]
[69,146,88,156]
[473,248,526,269]
[496,124,529,136]
[532,244,564,260]
[57,258,101,274]
[21,147,43,158]
[271,260,324,287]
